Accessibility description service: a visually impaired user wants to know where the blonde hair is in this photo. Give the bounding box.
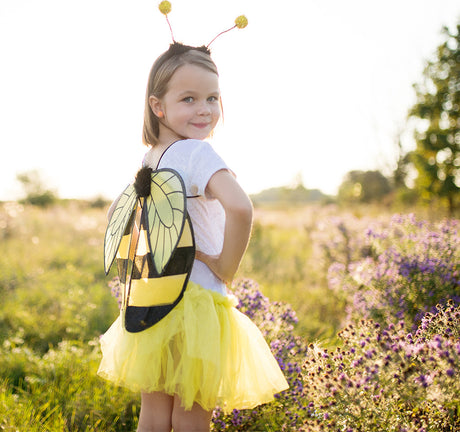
[142,45,219,147]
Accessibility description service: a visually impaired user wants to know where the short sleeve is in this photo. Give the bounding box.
[155,139,232,198]
[187,141,230,197]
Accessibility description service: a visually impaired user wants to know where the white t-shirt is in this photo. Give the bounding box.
[143,139,230,295]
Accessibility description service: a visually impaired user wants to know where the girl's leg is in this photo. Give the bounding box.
[137,392,174,432]
[171,396,213,432]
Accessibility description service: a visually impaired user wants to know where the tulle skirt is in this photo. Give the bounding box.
[97,281,289,414]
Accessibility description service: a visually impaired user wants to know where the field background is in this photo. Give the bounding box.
[0,201,457,431]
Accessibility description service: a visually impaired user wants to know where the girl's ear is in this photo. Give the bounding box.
[149,96,163,118]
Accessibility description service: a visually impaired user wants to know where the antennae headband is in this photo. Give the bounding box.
[158,1,248,48]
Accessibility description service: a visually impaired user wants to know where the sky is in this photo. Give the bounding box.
[1,0,459,201]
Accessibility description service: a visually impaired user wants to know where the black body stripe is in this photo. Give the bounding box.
[118,246,194,280]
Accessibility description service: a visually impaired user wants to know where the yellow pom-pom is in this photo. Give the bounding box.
[234,15,248,29]
[158,1,172,15]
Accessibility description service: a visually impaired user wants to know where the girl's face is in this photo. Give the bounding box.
[151,63,221,144]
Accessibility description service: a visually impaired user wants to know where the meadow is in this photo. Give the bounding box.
[0,201,458,431]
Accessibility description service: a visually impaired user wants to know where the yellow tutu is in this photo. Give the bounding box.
[97,281,289,413]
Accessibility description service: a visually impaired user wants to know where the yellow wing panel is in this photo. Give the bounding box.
[177,218,193,248]
[128,274,187,307]
[117,234,131,259]
[136,229,150,256]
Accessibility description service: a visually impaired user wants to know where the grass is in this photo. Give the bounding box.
[0,200,456,430]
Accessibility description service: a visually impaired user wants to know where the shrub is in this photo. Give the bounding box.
[328,214,460,329]
[311,213,377,273]
[16,170,58,207]
[301,301,460,431]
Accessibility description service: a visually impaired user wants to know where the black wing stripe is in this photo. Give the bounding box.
[127,246,195,279]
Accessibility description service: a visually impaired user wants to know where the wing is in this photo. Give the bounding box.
[103,184,137,275]
[143,169,187,275]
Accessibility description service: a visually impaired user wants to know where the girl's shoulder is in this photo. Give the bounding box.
[143,139,204,169]
[143,139,230,199]
[150,139,219,168]
[166,139,213,157]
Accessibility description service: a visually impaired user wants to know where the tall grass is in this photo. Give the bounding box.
[238,205,350,342]
[0,202,138,430]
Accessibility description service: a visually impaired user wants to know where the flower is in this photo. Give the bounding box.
[158,1,171,15]
[235,15,248,29]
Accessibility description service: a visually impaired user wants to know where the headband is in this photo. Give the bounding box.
[158,1,248,49]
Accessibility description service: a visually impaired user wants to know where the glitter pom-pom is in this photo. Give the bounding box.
[158,1,172,15]
[159,1,174,41]
[234,15,248,29]
[207,14,248,47]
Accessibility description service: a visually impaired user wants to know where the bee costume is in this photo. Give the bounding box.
[97,3,289,414]
[103,166,195,333]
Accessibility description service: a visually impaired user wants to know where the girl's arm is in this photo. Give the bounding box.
[195,169,253,283]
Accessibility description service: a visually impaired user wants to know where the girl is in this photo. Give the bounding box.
[98,42,289,432]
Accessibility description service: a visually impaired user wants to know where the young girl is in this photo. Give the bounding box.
[98,42,289,432]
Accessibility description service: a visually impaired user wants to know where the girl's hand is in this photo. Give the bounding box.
[195,250,229,284]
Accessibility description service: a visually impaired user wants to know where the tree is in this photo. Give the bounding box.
[392,135,412,189]
[16,170,58,206]
[408,22,460,213]
[338,170,391,203]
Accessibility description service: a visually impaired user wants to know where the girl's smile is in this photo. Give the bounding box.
[150,63,221,145]
[191,122,211,129]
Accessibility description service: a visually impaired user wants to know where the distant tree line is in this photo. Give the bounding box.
[251,183,330,206]
[14,170,107,208]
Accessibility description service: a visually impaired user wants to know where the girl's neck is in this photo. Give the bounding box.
[150,129,184,168]
[152,140,176,158]
[157,124,185,151]
[148,141,176,170]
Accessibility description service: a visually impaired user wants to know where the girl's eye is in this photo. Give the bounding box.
[208,96,219,102]
[182,96,194,103]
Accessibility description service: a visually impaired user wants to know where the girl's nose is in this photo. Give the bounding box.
[197,101,211,115]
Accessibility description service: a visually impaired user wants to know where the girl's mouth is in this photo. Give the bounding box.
[191,123,209,129]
